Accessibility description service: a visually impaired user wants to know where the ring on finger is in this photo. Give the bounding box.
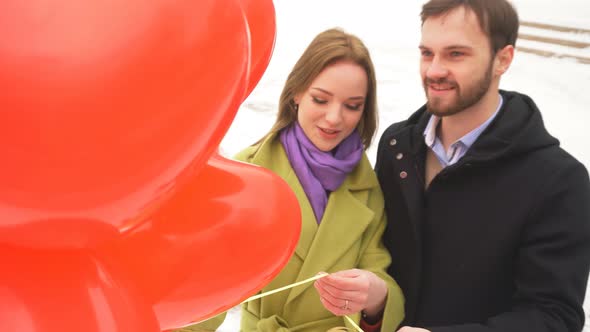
[344,299,349,310]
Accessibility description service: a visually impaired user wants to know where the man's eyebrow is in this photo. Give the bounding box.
[419,44,472,50]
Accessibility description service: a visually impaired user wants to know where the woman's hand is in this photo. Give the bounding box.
[397,327,430,332]
[313,269,387,319]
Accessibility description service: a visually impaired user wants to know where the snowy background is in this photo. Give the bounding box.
[217,0,590,330]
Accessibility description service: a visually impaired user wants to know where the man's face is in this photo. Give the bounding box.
[419,6,495,117]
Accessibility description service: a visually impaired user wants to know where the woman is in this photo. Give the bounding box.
[182,28,404,332]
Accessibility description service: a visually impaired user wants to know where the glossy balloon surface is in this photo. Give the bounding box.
[0,0,249,246]
[238,0,277,97]
[98,154,301,329]
[0,0,299,330]
[0,246,160,332]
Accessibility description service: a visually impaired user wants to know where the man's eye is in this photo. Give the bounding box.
[421,50,432,57]
[450,51,464,57]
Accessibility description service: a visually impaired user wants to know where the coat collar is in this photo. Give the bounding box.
[395,90,558,166]
[248,132,378,191]
[248,132,377,305]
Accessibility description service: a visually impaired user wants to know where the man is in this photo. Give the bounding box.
[375,0,590,331]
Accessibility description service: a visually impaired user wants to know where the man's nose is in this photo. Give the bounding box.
[426,56,448,79]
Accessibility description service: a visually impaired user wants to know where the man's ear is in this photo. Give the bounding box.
[494,45,514,76]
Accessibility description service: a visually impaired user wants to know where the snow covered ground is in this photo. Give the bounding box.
[216,0,590,330]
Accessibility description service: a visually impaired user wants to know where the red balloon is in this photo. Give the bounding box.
[0,0,293,330]
[96,153,301,330]
[0,0,250,248]
[0,246,159,332]
[238,0,277,98]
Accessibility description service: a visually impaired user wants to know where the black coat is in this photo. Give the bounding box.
[375,90,590,332]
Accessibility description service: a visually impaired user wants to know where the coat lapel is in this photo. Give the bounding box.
[395,126,426,239]
[284,157,376,306]
[248,135,319,263]
[384,111,429,320]
[285,169,319,262]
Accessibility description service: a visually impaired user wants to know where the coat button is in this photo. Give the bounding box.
[396,153,403,160]
[389,138,397,146]
[400,171,408,179]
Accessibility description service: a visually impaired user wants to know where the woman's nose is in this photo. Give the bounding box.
[324,105,343,125]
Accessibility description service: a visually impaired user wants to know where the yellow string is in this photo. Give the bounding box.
[242,273,327,303]
[344,315,364,332]
[241,272,364,332]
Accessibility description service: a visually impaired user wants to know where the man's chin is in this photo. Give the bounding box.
[426,103,461,117]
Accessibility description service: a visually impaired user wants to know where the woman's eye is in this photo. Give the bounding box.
[312,97,327,104]
[345,104,362,111]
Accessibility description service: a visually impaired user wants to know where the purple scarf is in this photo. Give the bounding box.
[280,122,363,223]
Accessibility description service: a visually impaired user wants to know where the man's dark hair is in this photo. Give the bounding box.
[421,0,519,54]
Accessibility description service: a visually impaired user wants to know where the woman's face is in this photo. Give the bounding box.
[295,60,368,152]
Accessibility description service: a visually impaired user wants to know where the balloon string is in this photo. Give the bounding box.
[344,315,364,332]
[242,273,364,332]
[242,273,327,303]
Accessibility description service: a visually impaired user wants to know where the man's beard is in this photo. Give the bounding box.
[423,61,493,117]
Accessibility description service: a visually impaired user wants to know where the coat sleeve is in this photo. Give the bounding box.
[358,188,405,332]
[427,162,590,332]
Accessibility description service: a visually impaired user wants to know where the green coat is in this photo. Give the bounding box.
[181,133,404,331]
